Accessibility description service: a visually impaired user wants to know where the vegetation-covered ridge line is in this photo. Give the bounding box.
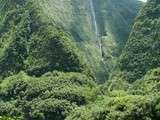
[0,0,91,78]
[119,0,160,82]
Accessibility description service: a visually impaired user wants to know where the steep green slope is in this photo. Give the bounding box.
[32,0,142,82]
[0,0,89,78]
[0,0,142,81]
[87,0,142,81]
[0,1,95,120]
[0,0,160,120]
[91,0,142,81]
[119,0,160,82]
[93,0,142,47]
[65,1,160,119]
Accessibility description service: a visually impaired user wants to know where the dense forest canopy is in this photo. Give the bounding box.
[0,0,159,120]
[119,0,160,82]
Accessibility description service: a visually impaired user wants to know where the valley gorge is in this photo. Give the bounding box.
[0,0,160,120]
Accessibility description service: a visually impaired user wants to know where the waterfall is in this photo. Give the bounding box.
[89,0,103,58]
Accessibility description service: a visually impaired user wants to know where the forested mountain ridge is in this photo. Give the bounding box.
[0,0,160,120]
[0,1,94,119]
[66,1,160,119]
[0,0,90,78]
[119,0,160,82]
[0,0,142,81]
[32,0,142,81]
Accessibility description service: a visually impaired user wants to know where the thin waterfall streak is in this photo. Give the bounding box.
[89,0,103,58]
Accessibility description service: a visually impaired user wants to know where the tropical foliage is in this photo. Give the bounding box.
[0,0,159,120]
[119,0,160,82]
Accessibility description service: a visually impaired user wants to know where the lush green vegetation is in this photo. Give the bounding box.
[31,0,142,82]
[93,0,142,47]
[119,0,160,82]
[0,0,89,78]
[80,0,142,81]
[0,116,20,120]
[0,0,160,120]
[0,71,96,119]
[1,68,160,120]
[66,67,160,120]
